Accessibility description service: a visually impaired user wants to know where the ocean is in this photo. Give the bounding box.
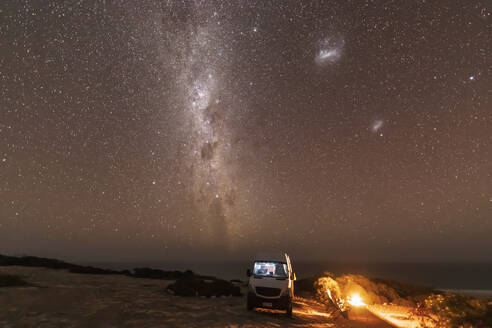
[87,261,492,295]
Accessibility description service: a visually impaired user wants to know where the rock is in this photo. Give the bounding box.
[167,277,242,297]
[131,267,196,280]
[69,266,123,275]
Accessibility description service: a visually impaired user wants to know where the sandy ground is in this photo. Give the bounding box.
[0,266,396,328]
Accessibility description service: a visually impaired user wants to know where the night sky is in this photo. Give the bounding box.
[0,1,491,262]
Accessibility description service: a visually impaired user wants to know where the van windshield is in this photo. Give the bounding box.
[253,261,288,278]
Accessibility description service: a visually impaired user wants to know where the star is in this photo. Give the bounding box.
[0,0,490,265]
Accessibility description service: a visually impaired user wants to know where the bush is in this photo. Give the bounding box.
[167,277,242,297]
[371,277,435,299]
[423,293,492,328]
[132,268,197,280]
[69,266,126,275]
[0,254,71,269]
[295,277,318,296]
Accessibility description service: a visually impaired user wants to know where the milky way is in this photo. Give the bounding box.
[164,2,243,247]
[177,9,236,246]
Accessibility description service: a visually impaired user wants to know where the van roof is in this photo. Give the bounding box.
[254,252,288,262]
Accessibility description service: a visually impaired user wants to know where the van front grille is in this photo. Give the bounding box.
[255,287,281,297]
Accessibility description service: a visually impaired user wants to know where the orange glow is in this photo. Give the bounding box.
[347,293,365,307]
[367,304,437,328]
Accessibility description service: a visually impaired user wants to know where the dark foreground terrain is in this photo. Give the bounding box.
[1,255,491,327]
[0,265,395,328]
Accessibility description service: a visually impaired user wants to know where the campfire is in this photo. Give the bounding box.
[347,293,365,307]
[315,273,442,327]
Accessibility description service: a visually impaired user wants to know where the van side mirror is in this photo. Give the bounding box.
[246,269,251,277]
[293,273,297,281]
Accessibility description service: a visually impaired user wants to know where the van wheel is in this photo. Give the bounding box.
[286,301,293,318]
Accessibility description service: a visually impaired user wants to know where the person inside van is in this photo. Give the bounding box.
[275,263,286,277]
[257,265,268,275]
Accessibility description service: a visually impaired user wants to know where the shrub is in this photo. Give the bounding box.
[167,277,242,297]
[423,293,492,328]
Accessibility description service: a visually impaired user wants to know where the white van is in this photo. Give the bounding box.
[246,252,296,317]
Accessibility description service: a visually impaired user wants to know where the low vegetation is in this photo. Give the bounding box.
[0,254,201,279]
[132,267,209,280]
[312,272,492,328]
[294,276,319,296]
[371,277,435,299]
[0,254,124,275]
[0,254,241,297]
[418,293,492,328]
[167,277,242,297]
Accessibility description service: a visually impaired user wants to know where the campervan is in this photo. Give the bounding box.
[246,252,296,317]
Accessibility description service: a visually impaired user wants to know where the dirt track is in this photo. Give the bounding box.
[0,266,395,328]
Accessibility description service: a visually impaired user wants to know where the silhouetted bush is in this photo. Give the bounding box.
[295,276,319,296]
[0,254,72,270]
[371,277,436,299]
[0,254,226,283]
[0,254,130,276]
[167,277,242,297]
[69,266,124,275]
[132,267,196,280]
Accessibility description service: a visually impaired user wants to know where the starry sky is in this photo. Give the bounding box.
[0,0,491,262]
